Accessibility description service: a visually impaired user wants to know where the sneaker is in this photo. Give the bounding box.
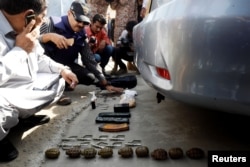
[115,68,127,75]
[18,115,50,127]
[0,138,18,162]
[56,95,72,106]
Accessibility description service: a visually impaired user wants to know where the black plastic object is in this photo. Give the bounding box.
[98,112,131,118]
[114,104,130,113]
[107,75,137,89]
[91,101,96,109]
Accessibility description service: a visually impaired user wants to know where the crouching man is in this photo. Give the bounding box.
[0,0,78,162]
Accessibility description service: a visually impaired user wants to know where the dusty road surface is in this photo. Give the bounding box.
[2,67,250,167]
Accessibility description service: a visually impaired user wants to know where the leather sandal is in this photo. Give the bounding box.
[56,95,72,106]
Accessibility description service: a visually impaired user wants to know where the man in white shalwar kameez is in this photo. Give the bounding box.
[0,0,78,162]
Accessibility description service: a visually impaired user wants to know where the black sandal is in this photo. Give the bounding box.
[18,115,50,127]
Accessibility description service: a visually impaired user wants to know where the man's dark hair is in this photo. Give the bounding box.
[92,14,106,25]
[125,20,137,33]
[1,0,47,15]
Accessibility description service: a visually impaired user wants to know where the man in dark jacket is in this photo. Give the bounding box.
[39,0,123,93]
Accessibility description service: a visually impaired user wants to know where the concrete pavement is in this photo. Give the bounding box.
[3,67,250,167]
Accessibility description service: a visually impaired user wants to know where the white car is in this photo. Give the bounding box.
[134,0,250,115]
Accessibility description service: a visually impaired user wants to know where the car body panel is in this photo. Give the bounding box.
[134,0,250,115]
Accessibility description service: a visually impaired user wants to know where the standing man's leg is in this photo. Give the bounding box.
[86,0,109,18]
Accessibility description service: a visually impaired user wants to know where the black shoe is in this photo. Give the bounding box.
[0,138,18,162]
[115,68,127,75]
[18,115,50,127]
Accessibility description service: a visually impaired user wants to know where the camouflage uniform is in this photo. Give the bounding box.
[110,0,138,45]
[86,0,110,18]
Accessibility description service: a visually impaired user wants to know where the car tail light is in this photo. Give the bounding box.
[156,67,171,80]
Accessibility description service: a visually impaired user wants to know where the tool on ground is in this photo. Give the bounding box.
[99,123,129,132]
[125,140,142,146]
